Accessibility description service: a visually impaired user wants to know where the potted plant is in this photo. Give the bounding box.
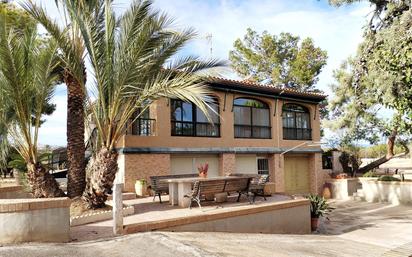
[307,194,334,231]
[135,179,147,197]
[198,163,208,178]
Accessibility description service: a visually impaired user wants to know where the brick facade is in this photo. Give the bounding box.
[219,153,236,176]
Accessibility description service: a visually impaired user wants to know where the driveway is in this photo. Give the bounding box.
[1,200,412,257]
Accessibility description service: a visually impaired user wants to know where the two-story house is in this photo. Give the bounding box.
[115,77,328,195]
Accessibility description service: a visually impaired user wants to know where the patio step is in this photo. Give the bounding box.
[107,192,136,201]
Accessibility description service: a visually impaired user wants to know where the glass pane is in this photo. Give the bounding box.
[252,126,271,138]
[234,106,251,125]
[234,98,267,108]
[196,103,219,123]
[235,125,251,138]
[182,102,193,122]
[172,101,182,121]
[282,112,295,128]
[257,159,269,175]
[252,108,269,126]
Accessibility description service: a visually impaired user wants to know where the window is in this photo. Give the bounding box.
[282,104,312,140]
[257,158,269,175]
[171,98,220,137]
[129,108,155,136]
[234,98,271,138]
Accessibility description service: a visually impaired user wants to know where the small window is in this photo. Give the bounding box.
[128,108,155,136]
[257,158,269,175]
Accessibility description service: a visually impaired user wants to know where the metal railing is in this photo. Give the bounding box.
[127,118,156,136]
[283,127,312,140]
[171,120,220,137]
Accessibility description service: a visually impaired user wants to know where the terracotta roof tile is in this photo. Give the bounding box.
[205,76,327,100]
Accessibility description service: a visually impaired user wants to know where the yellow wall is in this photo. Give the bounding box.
[118,90,321,150]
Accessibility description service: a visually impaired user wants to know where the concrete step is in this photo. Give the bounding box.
[107,192,136,201]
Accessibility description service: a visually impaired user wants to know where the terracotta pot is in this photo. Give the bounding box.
[311,217,319,231]
[322,186,331,199]
[199,173,207,178]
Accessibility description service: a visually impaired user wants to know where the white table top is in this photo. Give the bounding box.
[166,175,255,183]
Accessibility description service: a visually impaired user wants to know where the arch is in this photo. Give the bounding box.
[282,103,312,140]
[233,97,271,139]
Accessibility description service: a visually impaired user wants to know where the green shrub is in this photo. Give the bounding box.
[363,170,378,177]
[378,175,401,182]
[306,194,334,218]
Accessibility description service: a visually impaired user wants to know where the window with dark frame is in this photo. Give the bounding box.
[171,98,220,137]
[282,104,312,140]
[128,108,155,136]
[257,158,269,175]
[233,98,271,139]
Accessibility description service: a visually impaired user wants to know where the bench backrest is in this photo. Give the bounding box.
[199,180,227,195]
[223,177,250,192]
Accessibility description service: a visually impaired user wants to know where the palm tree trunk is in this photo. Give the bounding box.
[27,163,65,198]
[82,148,118,209]
[64,70,86,198]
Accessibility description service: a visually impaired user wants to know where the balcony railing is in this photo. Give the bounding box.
[171,120,220,137]
[283,127,312,140]
[126,118,156,136]
[234,125,271,139]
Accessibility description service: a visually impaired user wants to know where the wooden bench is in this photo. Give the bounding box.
[185,177,252,208]
[150,174,198,203]
[228,173,270,202]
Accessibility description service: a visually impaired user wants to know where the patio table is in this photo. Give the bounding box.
[166,176,255,208]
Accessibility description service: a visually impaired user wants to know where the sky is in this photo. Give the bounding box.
[32,0,371,147]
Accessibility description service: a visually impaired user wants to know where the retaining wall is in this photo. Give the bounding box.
[360,179,412,205]
[0,197,70,244]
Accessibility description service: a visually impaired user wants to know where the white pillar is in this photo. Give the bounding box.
[113,183,123,235]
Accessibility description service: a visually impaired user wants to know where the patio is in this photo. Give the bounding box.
[71,194,310,241]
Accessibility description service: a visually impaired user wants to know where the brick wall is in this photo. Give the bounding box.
[123,154,171,192]
[219,153,236,176]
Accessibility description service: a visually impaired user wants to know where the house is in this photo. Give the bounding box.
[115,77,328,195]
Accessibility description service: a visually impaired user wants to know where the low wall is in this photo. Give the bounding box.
[0,198,70,244]
[327,178,359,200]
[0,185,32,199]
[360,179,412,205]
[126,199,311,234]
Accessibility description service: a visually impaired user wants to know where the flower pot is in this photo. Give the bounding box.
[322,185,331,199]
[135,179,147,197]
[199,173,207,178]
[311,217,319,231]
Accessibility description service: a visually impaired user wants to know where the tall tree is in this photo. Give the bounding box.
[23,0,88,198]
[65,0,224,208]
[0,18,64,197]
[327,0,412,172]
[229,28,327,92]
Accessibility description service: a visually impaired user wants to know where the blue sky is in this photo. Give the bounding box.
[31,0,371,146]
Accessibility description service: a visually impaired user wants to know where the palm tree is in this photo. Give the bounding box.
[22,0,88,198]
[66,0,224,208]
[0,20,64,197]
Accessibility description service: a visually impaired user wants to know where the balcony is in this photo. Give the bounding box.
[283,128,312,140]
[127,118,156,136]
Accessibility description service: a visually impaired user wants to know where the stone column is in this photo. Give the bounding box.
[269,153,285,193]
[113,183,123,235]
[219,153,236,176]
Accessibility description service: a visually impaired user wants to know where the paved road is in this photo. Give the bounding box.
[1,200,412,257]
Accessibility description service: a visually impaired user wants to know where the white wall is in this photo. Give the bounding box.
[171,155,219,177]
[235,154,258,174]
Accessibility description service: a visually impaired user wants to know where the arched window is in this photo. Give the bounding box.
[282,104,312,140]
[233,98,271,138]
[171,98,220,137]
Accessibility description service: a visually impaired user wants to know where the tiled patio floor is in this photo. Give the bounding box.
[70,194,293,241]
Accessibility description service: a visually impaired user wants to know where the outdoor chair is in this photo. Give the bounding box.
[184,181,201,209]
[248,175,270,203]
